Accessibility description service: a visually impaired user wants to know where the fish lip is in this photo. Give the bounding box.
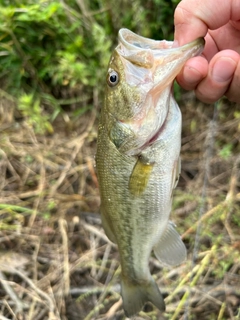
[118,28,205,57]
[119,28,166,50]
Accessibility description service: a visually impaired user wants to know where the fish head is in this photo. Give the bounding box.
[105,49,146,122]
[105,29,205,154]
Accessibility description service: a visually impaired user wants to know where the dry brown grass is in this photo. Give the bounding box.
[0,94,240,320]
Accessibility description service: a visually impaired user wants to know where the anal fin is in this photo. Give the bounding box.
[153,221,186,267]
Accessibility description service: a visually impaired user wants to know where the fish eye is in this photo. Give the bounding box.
[107,70,119,87]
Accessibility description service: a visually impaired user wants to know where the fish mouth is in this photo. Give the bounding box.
[117,29,205,105]
[118,28,205,69]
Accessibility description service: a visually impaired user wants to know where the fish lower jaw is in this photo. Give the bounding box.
[130,110,169,153]
[139,118,167,151]
[122,120,165,156]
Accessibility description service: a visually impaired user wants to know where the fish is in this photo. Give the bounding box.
[96,28,204,317]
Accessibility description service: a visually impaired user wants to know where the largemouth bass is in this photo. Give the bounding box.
[96,29,204,317]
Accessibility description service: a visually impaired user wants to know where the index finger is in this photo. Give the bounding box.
[174,0,237,45]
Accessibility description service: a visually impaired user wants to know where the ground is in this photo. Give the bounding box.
[0,93,240,320]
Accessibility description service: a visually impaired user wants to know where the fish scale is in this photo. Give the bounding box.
[96,28,205,317]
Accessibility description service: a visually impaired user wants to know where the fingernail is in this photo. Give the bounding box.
[212,58,237,82]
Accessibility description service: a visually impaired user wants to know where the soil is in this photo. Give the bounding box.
[0,93,240,320]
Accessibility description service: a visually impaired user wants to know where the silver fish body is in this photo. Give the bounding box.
[96,29,204,317]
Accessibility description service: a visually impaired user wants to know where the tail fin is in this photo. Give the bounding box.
[121,277,165,317]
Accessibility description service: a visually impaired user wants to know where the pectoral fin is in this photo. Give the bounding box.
[129,158,154,196]
[153,221,186,267]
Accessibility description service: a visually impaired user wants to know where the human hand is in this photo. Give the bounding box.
[174,0,240,103]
